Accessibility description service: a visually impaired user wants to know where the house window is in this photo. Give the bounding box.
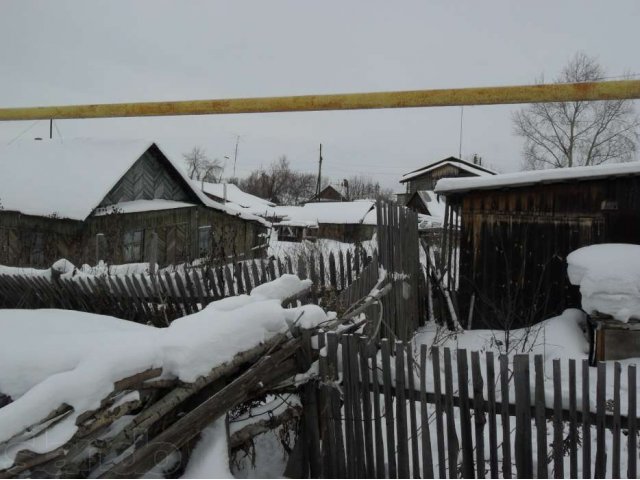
[198,226,212,257]
[123,230,144,263]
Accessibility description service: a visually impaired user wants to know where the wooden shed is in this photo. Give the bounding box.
[400,156,496,194]
[0,139,268,268]
[435,162,640,329]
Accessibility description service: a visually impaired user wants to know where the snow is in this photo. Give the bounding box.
[199,182,277,218]
[182,419,232,478]
[401,158,495,183]
[567,243,640,322]
[93,199,197,216]
[0,274,326,469]
[435,160,640,194]
[273,200,375,226]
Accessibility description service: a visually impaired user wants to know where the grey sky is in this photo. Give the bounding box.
[1,0,638,191]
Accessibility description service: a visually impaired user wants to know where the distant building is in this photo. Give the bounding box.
[435,162,640,329]
[398,156,495,216]
[0,140,268,268]
[273,200,376,243]
[307,184,347,203]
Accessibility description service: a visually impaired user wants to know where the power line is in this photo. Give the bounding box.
[53,120,63,142]
[7,120,40,145]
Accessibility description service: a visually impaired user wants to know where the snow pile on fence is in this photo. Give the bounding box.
[567,243,640,322]
[0,274,325,471]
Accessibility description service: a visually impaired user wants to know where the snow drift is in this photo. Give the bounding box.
[567,243,640,322]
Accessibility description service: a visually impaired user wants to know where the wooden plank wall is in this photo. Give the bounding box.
[307,334,639,479]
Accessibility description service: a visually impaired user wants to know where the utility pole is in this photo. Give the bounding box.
[233,135,240,178]
[49,119,53,139]
[316,143,323,196]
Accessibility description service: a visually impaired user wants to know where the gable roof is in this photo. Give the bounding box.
[400,156,496,183]
[435,161,640,195]
[0,139,269,225]
[308,185,347,202]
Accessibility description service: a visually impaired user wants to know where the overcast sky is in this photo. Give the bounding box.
[1,0,638,191]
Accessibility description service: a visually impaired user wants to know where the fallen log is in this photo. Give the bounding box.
[96,332,291,459]
[99,338,303,478]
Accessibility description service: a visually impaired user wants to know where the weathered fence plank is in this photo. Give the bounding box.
[534,354,548,479]
[568,359,578,479]
[499,355,512,479]
[395,342,410,478]
[457,349,474,478]
[432,347,446,479]
[381,339,397,478]
[486,351,499,479]
[514,354,533,478]
[443,348,459,478]
[471,351,486,479]
[405,344,420,479]
[419,344,434,479]
[612,361,621,479]
[552,359,564,479]
[595,362,607,478]
[628,364,637,479]
[358,337,375,479]
[582,358,591,479]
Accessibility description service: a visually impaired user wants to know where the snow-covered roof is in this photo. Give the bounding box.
[435,161,640,194]
[415,190,446,218]
[273,200,375,226]
[401,157,496,183]
[199,182,277,218]
[200,183,274,208]
[0,139,155,220]
[0,139,269,226]
[93,199,197,216]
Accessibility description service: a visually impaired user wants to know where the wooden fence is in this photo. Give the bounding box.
[375,202,423,342]
[300,332,638,479]
[0,247,373,324]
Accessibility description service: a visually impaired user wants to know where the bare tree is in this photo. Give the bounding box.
[345,175,394,202]
[238,156,317,204]
[183,146,224,182]
[513,52,640,170]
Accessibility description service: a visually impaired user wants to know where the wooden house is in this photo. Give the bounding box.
[307,185,347,203]
[0,139,269,268]
[399,157,495,216]
[435,162,640,330]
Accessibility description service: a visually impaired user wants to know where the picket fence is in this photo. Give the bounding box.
[296,332,639,479]
[0,247,373,325]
